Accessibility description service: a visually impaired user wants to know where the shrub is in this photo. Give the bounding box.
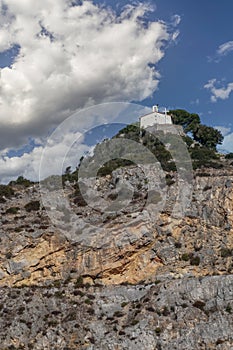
[162,306,170,316]
[220,248,232,258]
[165,174,175,186]
[24,200,40,212]
[154,279,161,285]
[14,227,24,232]
[193,300,205,310]
[146,306,155,312]
[0,184,14,199]
[155,327,162,334]
[121,302,128,307]
[54,291,64,298]
[5,252,12,259]
[225,304,232,313]
[190,255,200,266]
[181,253,190,261]
[48,320,59,327]
[73,184,87,207]
[6,206,20,215]
[175,242,182,248]
[97,159,133,177]
[131,319,139,326]
[113,311,124,317]
[225,152,233,159]
[53,280,61,288]
[9,176,34,188]
[75,276,84,287]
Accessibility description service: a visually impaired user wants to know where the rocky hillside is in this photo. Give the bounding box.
[0,166,232,349]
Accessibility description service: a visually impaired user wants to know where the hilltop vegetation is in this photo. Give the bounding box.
[1,109,226,188]
[90,109,224,176]
[170,109,223,150]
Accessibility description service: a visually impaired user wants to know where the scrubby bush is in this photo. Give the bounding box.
[0,184,14,200]
[193,300,205,310]
[190,255,200,266]
[73,184,87,207]
[98,159,134,177]
[181,253,190,261]
[9,176,34,187]
[220,248,232,258]
[225,152,233,159]
[24,200,40,212]
[6,206,20,215]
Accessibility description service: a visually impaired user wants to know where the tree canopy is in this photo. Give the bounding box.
[170,109,223,150]
[192,124,223,150]
[170,109,200,133]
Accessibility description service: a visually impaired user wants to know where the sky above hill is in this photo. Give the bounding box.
[0,0,233,183]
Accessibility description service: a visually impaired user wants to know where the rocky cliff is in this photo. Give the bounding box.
[0,166,232,349]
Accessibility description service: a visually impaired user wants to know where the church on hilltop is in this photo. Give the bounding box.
[139,105,183,135]
[139,105,172,129]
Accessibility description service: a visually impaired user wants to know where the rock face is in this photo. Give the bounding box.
[0,276,232,349]
[0,166,232,348]
[0,167,232,286]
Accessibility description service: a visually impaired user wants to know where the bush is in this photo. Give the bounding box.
[220,248,232,258]
[225,304,232,313]
[155,327,162,334]
[121,302,128,307]
[190,255,200,266]
[5,252,12,259]
[0,184,14,199]
[97,159,133,177]
[166,174,175,186]
[193,300,205,310]
[24,200,40,212]
[75,276,84,287]
[225,152,233,159]
[9,176,34,188]
[181,253,190,261]
[6,207,20,215]
[73,184,87,207]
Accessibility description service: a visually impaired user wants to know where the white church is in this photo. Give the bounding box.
[139,105,172,129]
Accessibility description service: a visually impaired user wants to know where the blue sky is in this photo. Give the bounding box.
[147,0,233,129]
[93,0,233,128]
[0,0,233,182]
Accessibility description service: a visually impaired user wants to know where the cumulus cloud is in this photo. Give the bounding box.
[204,79,233,102]
[0,1,175,146]
[215,126,231,137]
[0,1,178,183]
[0,102,151,184]
[0,130,91,184]
[217,41,233,56]
[171,14,181,26]
[213,125,233,153]
[219,132,233,153]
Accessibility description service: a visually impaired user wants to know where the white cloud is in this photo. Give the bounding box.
[204,79,233,102]
[0,1,179,183]
[214,125,233,153]
[214,126,231,137]
[217,41,233,56]
[171,14,181,26]
[0,131,90,184]
[0,102,151,184]
[0,1,177,149]
[219,132,233,153]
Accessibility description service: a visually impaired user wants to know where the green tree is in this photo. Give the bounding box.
[193,125,223,150]
[169,109,200,133]
[9,176,33,187]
